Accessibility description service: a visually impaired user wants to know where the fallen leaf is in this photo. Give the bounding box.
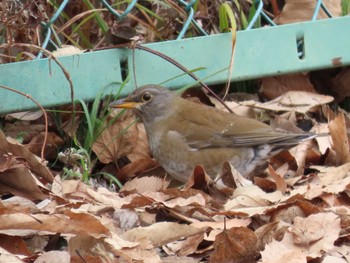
[116,158,159,180]
[93,110,150,164]
[262,212,340,261]
[209,227,258,263]
[289,213,341,257]
[0,131,54,183]
[275,0,341,24]
[121,176,170,193]
[34,251,70,263]
[25,132,64,159]
[267,164,287,193]
[312,122,332,155]
[260,73,316,100]
[241,91,333,113]
[6,110,43,121]
[0,210,110,238]
[0,168,48,200]
[123,222,204,248]
[328,113,350,165]
[163,233,204,256]
[0,234,31,256]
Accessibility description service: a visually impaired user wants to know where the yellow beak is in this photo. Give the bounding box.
[109,99,141,109]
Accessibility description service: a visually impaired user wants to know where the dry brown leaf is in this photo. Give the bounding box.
[254,177,277,192]
[4,123,45,143]
[208,97,259,119]
[261,240,307,263]
[289,139,315,175]
[34,251,70,263]
[312,123,332,154]
[162,256,200,263]
[241,91,333,114]
[0,167,48,200]
[129,190,208,210]
[0,211,110,238]
[87,187,143,209]
[163,233,204,256]
[58,105,82,138]
[0,131,54,183]
[121,176,170,193]
[323,255,348,263]
[303,166,350,199]
[123,222,204,248]
[184,165,214,193]
[312,162,350,185]
[267,164,287,193]
[6,110,43,121]
[262,212,340,261]
[275,0,341,24]
[92,110,150,164]
[255,221,290,251]
[328,113,350,165]
[225,185,284,208]
[52,45,83,56]
[0,248,23,263]
[0,234,31,256]
[127,122,151,162]
[70,254,105,263]
[191,218,251,231]
[220,162,252,189]
[298,164,350,200]
[290,213,341,257]
[68,234,152,263]
[270,205,307,225]
[25,132,64,159]
[0,196,40,215]
[68,236,116,262]
[209,227,258,263]
[260,73,316,100]
[192,218,251,242]
[116,158,159,180]
[0,154,25,172]
[329,245,350,262]
[105,234,162,263]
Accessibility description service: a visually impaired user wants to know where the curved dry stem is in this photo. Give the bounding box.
[135,44,233,113]
[0,85,48,161]
[0,43,76,155]
[56,8,159,37]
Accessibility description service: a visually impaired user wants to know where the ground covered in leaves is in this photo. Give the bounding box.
[1,0,350,262]
[1,86,350,263]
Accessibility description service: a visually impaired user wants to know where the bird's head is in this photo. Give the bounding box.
[109,85,176,122]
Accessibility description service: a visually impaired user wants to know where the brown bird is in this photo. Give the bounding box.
[109,85,315,182]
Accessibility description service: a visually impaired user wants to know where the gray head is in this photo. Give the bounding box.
[109,85,176,123]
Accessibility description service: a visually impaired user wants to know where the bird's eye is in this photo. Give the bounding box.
[142,92,152,102]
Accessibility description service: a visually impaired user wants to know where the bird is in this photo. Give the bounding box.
[109,85,316,183]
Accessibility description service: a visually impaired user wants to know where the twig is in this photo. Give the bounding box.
[0,85,48,160]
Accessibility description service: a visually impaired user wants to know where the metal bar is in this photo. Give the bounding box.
[0,16,349,113]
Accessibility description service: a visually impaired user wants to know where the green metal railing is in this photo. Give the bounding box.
[0,0,349,113]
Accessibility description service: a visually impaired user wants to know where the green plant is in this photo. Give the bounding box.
[219,2,237,33]
[342,0,350,15]
[67,79,129,183]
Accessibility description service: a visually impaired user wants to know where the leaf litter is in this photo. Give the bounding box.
[1,88,350,262]
[1,1,350,262]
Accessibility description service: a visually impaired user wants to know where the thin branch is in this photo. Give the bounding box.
[0,85,48,160]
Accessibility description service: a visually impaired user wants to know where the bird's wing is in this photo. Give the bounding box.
[169,103,311,149]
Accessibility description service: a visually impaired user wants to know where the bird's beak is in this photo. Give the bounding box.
[109,98,140,109]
